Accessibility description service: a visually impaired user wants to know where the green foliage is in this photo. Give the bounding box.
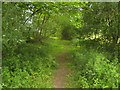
[2,2,119,88]
[81,2,119,44]
[2,42,58,88]
[68,47,119,88]
[71,38,80,46]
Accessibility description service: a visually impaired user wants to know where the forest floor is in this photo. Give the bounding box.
[51,40,74,88]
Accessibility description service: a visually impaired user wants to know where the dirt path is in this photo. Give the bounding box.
[53,49,71,88]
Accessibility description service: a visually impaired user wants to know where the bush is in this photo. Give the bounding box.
[2,42,58,88]
[68,47,119,88]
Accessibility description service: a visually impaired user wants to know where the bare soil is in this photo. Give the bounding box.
[53,50,71,88]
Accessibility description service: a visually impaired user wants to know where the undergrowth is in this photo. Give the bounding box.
[2,40,58,88]
[67,45,119,88]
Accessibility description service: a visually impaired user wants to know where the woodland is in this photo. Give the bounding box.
[1,2,120,88]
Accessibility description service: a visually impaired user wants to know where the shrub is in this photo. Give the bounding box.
[2,42,58,88]
[69,47,119,88]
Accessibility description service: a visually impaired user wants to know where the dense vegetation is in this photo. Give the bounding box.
[2,2,120,88]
